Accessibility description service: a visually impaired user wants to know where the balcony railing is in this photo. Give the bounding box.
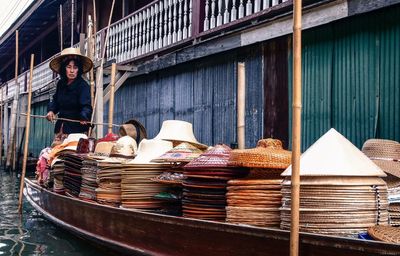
[1,0,288,101]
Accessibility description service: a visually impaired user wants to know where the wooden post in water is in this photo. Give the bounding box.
[108,63,117,134]
[237,62,245,149]
[290,0,302,256]
[18,54,34,214]
[6,30,20,171]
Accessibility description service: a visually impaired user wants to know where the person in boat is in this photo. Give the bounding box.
[46,47,93,139]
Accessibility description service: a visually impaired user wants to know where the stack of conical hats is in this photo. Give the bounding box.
[79,158,99,202]
[362,139,400,226]
[281,129,389,237]
[226,139,291,227]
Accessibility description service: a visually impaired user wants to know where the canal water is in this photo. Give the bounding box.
[0,170,111,256]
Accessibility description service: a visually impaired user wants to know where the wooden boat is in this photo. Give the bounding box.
[24,178,400,256]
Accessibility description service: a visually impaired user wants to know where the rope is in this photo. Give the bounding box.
[20,113,121,127]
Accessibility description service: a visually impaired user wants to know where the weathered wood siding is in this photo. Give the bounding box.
[104,45,264,148]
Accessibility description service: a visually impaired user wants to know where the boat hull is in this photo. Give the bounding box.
[24,178,400,256]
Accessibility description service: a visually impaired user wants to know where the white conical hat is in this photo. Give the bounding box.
[154,120,207,149]
[281,129,386,177]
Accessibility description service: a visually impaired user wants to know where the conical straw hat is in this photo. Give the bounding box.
[154,120,207,149]
[49,47,93,74]
[281,128,386,177]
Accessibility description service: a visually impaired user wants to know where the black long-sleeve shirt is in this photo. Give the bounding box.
[47,77,92,134]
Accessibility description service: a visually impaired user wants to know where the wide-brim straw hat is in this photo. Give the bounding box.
[49,47,93,74]
[119,119,147,144]
[362,139,400,178]
[61,133,88,151]
[228,139,291,169]
[128,139,173,164]
[154,120,207,149]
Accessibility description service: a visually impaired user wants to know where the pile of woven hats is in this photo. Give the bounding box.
[281,129,389,237]
[182,144,248,221]
[121,139,173,210]
[226,139,291,227]
[362,139,400,226]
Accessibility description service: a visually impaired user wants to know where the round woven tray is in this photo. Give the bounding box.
[368,225,400,243]
[228,139,291,169]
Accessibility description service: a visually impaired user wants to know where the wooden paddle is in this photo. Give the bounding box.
[18,54,34,214]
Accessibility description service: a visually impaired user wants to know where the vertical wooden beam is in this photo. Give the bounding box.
[6,30,20,170]
[192,0,206,37]
[71,0,75,46]
[60,4,63,51]
[79,33,86,54]
[237,62,245,149]
[108,63,117,134]
[264,38,289,147]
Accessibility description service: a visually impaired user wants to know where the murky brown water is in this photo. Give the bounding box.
[0,171,110,256]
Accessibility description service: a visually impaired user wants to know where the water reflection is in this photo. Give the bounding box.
[0,171,110,256]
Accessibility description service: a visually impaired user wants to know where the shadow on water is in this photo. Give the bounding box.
[0,169,114,256]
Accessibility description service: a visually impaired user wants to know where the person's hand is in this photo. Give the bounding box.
[80,120,88,125]
[46,111,55,122]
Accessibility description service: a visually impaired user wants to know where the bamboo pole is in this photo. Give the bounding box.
[108,63,117,134]
[290,0,302,256]
[237,62,246,149]
[20,113,120,127]
[92,0,116,138]
[6,30,20,170]
[18,54,34,214]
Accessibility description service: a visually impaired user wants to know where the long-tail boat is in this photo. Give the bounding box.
[24,178,400,256]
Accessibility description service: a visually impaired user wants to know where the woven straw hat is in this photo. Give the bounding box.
[228,139,291,169]
[281,128,386,177]
[110,136,137,158]
[154,120,207,149]
[362,139,400,178]
[184,144,232,169]
[129,139,173,164]
[152,142,203,163]
[49,47,93,74]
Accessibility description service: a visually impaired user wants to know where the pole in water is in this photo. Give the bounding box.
[18,54,34,214]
